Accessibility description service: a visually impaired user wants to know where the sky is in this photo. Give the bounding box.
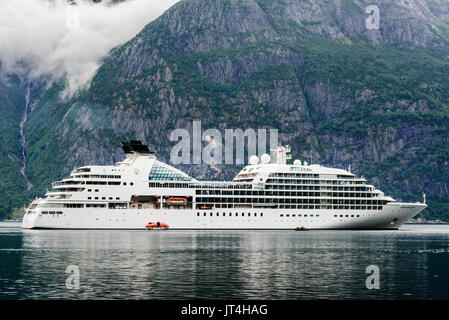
[0,0,181,97]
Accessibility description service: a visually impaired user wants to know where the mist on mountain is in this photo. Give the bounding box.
[0,0,180,97]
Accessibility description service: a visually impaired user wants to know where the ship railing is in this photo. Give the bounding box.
[46,190,64,195]
[52,180,85,188]
[52,181,64,188]
[46,189,79,195]
[190,181,253,189]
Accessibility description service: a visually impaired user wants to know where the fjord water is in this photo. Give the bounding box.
[1,222,449,300]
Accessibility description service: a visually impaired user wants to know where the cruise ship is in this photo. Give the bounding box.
[22,141,427,230]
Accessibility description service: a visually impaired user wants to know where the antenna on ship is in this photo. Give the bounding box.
[348,164,351,173]
[423,192,426,204]
[286,145,291,163]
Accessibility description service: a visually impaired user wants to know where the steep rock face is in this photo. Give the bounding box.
[0,74,30,216]
[281,0,449,46]
[2,0,449,219]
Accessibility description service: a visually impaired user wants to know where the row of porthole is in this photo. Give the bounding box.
[280,214,320,218]
[84,183,132,201]
[87,196,121,200]
[334,214,361,218]
[197,212,264,217]
[86,182,133,192]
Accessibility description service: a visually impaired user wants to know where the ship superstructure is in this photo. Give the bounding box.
[22,141,427,230]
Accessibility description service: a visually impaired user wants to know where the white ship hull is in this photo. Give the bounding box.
[22,202,426,230]
[20,142,428,231]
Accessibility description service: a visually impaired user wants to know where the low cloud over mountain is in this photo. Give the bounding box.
[0,0,180,97]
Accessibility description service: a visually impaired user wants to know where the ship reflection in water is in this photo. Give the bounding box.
[1,222,449,299]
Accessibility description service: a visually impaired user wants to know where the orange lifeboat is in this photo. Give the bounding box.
[166,197,188,205]
[145,222,169,230]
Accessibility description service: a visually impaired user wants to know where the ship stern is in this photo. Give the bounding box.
[21,198,42,229]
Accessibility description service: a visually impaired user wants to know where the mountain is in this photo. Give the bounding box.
[1,0,449,220]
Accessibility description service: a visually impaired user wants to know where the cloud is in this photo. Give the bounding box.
[0,0,180,97]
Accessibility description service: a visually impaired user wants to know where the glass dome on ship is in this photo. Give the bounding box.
[22,141,426,230]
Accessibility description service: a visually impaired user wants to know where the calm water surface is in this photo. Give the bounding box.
[1,222,449,300]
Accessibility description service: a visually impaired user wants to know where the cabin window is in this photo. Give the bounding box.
[86,204,106,208]
[109,203,127,209]
[63,204,84,208]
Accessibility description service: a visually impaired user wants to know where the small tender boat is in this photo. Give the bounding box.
[146,222,169,230]
[295,226,309,231]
